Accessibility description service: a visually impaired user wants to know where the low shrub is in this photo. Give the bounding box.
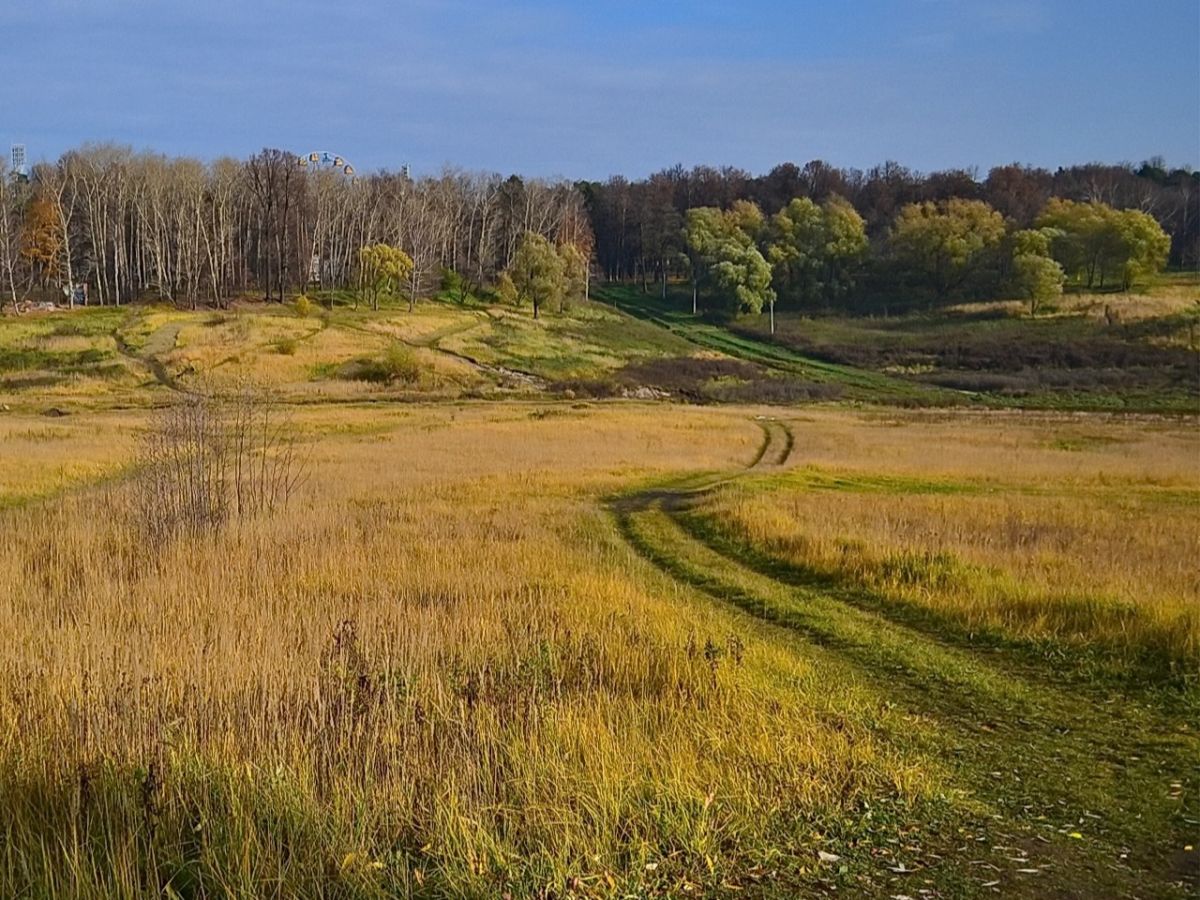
[358,344,421,384]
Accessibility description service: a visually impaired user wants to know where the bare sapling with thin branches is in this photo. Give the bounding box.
[131,388,307,545]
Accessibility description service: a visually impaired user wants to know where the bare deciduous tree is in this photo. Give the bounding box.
[0,160,30,310]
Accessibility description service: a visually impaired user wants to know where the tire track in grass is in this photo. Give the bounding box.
[747,420,774,469]
[674,502,1194,698]
[772,419,794,465]
[113,316,187,392]
[747,418,794,469]
[608,416,1199,898]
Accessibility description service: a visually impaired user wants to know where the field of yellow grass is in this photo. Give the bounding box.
[0,403,935,896]
[948,285,1200,326]
[0,408,141,507]
[1,399,1197,897]
[688,409,1200,682]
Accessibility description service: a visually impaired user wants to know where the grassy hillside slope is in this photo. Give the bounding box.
[3,279,1196,413]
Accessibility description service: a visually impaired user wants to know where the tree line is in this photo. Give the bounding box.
[0,145,1191,318]
[0,143,591,312]
[658,190,1170,329]
[584,159,1192,309]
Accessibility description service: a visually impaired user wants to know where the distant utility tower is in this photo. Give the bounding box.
[10,145,28,179]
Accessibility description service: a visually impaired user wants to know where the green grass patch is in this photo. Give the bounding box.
[739,465,981,496]
[0,346,113,373]
[595,285,963,406]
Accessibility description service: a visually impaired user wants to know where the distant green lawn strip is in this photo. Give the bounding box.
[595,286,962,404]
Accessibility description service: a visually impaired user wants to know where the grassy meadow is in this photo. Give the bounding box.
[1,290,1197,897]
[7,278,1195,415]
[683,410,1200,686]
[730,281,1200,414]
[600,278,1200,413]
[0,294,700,413]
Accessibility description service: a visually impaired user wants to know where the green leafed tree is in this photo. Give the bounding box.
[1036,199,1170,291]
[1009,228,1065,315]
[358,243,414,311]
[685,204,775,324]
[726,199,767,245]
[683,207,724,315]
[1113,208,1171,290]
[820,195,869,302]
[765,194,867,309]
[1035,199,1110,287]
[710,243,774,318]
[504,232,565,319]
[558,242,589,312]
[889,199,1006,301]
[766,197,825,305]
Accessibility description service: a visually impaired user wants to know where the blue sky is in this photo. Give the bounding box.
[1,1,1197,179]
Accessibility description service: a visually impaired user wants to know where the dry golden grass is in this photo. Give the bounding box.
[0,310,149,408]
[3,400,1196,896]
[364,309,485,344]
[0,409,142,506]
[140,310,487,397]
[1,403,950,896]
[695,409,1200,676]
[946,283,1199,323]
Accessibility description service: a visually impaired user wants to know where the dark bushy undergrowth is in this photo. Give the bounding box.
[552,356,842,404]
[620,357,760,391]
[707,378,844,404]
[734,312,1198,400]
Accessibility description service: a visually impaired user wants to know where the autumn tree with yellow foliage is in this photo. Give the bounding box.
[357,243,414,311]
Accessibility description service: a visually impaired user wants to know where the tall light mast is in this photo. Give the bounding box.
[10,145,28,180]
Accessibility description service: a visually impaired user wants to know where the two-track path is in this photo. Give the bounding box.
[609,416,1198,898]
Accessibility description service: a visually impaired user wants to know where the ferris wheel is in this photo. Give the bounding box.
[298,151,357,286]
[297,150,356,177]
